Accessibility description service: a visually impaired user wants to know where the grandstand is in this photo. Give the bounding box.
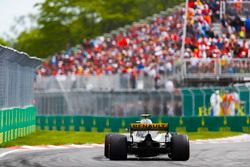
[36,0,250,88]
[36,5,184,90]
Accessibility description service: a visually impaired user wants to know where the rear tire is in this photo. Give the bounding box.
[104,134,112,158]
[109,134,127,160]
[171,134,190,161]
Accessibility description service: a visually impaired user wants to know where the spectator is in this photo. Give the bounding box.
[154,73,161,90]
[130,67,137,89]
[165,80,174,92]
[245,17,250,38]
[210,90,222,116]
[229,90,240,115]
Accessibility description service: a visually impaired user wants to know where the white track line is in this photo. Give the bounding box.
[46,145,68,149]
[20,146,48,150]
[0,150,21,159]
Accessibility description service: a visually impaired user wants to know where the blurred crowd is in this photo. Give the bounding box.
[185,0,250,74]
[38,9,184,79]
[37,0,250,79]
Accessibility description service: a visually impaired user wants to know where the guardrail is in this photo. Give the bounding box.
[36,115,250,133]
[220,0,250,19]
[183,58,250,79]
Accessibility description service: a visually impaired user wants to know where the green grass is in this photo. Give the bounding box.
[0,130,106,148]
[0,130,243,148]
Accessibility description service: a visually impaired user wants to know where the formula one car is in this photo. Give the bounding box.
[104,114,189,160]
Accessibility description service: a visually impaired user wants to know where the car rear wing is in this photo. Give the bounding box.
[130,123,168,131]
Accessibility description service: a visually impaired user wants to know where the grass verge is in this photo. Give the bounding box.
[0,130,243,148]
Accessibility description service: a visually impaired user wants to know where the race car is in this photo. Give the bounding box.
[104,114,189,160]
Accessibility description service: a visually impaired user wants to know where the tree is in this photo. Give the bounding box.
[0,38,9,46]
[14,0,183,58]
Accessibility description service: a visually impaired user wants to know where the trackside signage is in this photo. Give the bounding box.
[130,123,168,131]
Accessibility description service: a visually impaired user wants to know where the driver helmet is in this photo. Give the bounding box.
[140,118,152,124]
[140,114,152,124]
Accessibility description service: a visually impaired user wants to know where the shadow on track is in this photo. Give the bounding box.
[93,155,172,161]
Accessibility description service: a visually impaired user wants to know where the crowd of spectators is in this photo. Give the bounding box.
[185,0,250,75]
[38,8,184,79]
[37,0,250,79]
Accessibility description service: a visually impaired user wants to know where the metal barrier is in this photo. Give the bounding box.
[220,0,250,19]
[183,58,250,79]
[36,115,250,133]
[34,90,182,116]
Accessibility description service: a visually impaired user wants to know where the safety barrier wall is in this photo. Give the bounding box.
[0,106,37,144]
[36,115,250,133]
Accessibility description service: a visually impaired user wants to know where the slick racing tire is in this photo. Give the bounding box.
[104,134,112,158]
[171,134,190,161]
[109,134,127,160]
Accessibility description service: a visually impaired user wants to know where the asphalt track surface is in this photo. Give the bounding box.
[0,142,250,167]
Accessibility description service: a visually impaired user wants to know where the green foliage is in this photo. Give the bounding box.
[14,0,183,58]
[0,38,9,46]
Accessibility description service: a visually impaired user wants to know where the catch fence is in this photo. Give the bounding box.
[35,85,250,116]
[0,45,41,144]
